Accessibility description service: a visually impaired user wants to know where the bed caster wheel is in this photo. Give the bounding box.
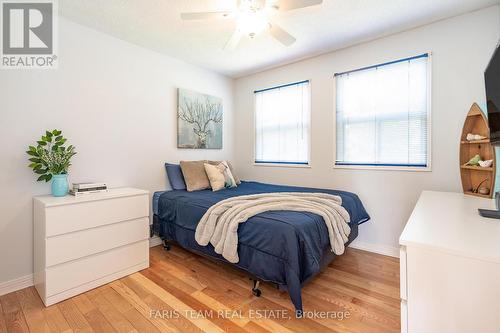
[251,279,261,297]
[162,240,171,251]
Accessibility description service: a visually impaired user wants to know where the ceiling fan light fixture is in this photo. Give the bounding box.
[236,10,269,37]
[181,0,324,49]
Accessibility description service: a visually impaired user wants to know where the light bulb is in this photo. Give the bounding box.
[237,11,269,36]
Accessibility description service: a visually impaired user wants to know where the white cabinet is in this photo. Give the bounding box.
[399,191,500,333]
[34,188,150,306]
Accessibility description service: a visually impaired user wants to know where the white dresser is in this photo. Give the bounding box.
[33,187,150,306]
[399,191,500,333]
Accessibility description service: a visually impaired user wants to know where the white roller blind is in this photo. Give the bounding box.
[255,80,310,164]
[335,54,429,167]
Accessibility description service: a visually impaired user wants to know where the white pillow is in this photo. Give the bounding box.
[204,161,237,191]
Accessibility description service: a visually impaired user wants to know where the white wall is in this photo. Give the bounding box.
[0,18,234,284]
[233,6,500,256]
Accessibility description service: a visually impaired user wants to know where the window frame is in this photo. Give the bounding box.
[253,79,312,167]
[333,53,432,172]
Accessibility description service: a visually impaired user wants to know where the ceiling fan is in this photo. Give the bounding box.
[180,0,323,50]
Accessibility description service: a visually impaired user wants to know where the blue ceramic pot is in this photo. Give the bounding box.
[51,174,68,197]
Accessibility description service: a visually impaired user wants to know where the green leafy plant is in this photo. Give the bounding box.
[27,130,77,182]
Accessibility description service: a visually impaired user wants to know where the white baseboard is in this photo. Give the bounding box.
[349,240,400,258]
[0,274,34,297]
[0,237,161,297]
[149,235,163,247]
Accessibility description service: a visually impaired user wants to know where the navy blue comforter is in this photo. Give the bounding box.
[155,181,370,312]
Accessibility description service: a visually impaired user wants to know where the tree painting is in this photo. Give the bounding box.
[177,89,223,149]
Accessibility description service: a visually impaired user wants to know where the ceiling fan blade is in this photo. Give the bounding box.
[180,11,232,20]
[277,0,322,11]
[224,30,242,51]
[269,24,296,46]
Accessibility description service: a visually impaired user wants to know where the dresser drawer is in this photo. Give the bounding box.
[45,194,148,236]
[45,240,149,297]
[46,217,149,267]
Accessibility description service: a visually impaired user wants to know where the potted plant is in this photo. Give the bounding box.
[27,130,76,197]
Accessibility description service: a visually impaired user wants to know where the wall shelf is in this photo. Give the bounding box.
[460,139,490,144]
[459,103,496,198]
[464,191,492,199]
[460,165,493,171]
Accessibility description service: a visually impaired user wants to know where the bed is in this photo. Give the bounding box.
[152,181,370,314]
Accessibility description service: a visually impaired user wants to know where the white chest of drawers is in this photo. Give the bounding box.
[399,191,500,333]
[33,187,150,306]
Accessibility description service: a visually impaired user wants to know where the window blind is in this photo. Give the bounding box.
[255,80,310,164]
[335,54,429,167]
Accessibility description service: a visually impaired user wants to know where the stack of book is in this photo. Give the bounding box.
[70,182,108,196]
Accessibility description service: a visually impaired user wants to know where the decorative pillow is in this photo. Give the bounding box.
[208,160,241,185]
[204,161,237,191]
[180,160,211,192]
[204,163,225,191]
[164,163,186,190]
[226,161,241,185]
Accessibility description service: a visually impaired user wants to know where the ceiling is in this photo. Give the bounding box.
[59,0,499,78]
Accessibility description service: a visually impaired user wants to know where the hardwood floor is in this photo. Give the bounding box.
[0,245,400,333]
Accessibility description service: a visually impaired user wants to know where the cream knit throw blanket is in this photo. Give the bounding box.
[195,192,351,263]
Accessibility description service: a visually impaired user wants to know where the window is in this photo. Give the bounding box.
[335,54,430,169]
[255,80,310,165]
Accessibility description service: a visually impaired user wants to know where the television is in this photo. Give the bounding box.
[486,41,500,145]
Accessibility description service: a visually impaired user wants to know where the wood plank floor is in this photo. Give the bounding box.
[0,245,400,333]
